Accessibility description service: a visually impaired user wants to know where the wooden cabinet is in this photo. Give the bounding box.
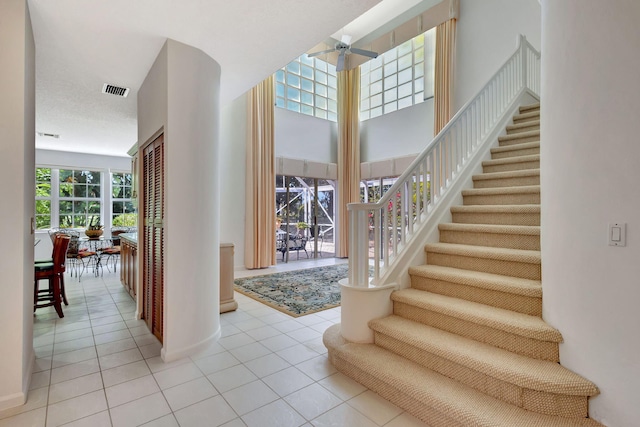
[120,236,137,298]
[142,134,165,343]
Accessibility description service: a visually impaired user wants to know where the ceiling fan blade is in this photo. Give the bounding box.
[336,52,345,72]
[350,47,379,59]
[307,49,335,58]
[341,34,352,45]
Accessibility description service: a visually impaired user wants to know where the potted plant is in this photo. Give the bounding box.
[85,215,103,239]
[297,221,309,237]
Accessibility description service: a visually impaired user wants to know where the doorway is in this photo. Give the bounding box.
[275,175,335,263]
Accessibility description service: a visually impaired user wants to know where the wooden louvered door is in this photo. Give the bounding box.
[142,134,165,342]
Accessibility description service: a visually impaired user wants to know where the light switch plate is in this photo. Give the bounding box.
[609,223,626,247]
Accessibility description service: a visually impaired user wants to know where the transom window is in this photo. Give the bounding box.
[360,28,436,120]
[275,55,338,122]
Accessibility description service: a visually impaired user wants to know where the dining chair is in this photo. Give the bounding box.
[34,234,71,318]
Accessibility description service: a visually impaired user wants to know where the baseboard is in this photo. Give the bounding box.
[0,345,37,412]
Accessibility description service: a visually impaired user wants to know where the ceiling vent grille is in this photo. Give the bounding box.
[102,83,130,98]
[37,132,60,139]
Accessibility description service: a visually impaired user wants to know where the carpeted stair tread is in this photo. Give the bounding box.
[491,141,540,155]
[324,326,602,427]
[438,223,540,236]
[513,111,540,124]
[519,103,540,113]
[483,154,540,167]
[369,315,598,396]
[451,204,540,215]
[392,289,561,342]
[462,185,539,196]
[498,130,539,144]
[506,120,540,133]
[409,264,541,298]
[425,242,541,264]
[473,169,540,182]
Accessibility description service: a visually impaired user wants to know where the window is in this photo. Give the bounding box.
[360,28,436,120]
[275,55,338,122]
[35,167,52,230]
[112,172,136,226]
[58,169,101,228]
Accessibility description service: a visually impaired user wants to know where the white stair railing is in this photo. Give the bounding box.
[348,35,541,287]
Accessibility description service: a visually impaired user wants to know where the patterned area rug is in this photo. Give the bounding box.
[234,264,349,317]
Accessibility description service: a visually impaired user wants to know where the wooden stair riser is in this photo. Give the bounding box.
[329,352,462,427]
[438,228,540,251]
[410,274,542,316]
[473,174,540,189]
[483,159,540,173]
[513,112,540,124]
[425,249,541,280]
[451,210,540,226]
[373,333,587,418]
[499,133,540,146]
[463,191,540,206]
[393,301,559,362]
[491,145,540,160]
[506,124,540,135]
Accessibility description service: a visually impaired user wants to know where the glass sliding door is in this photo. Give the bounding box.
[276,175,335,263]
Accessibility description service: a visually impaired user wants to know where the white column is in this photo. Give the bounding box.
[0,0,36,410]
[541,1,640,425]
[138,39,222,362]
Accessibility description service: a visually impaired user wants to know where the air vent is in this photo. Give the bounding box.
[37,132,60,139]
[102,83,130,98]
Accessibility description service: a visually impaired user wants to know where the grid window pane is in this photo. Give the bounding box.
[384,88,398,103]
[301,78,313,92]
[315,109,327,119]
[360,29,432,120]
[275,56,337,122]
[301,65,314,79]
[301,91,314,106]
[398,81,413,99]
[316,84,327,97]
[288,74,300,88]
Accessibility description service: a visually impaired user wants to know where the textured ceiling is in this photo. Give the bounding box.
[29,0,424,157]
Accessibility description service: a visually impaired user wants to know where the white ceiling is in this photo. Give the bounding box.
[29,0,427,157]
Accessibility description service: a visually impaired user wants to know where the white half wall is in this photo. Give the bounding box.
[275,108,337,163]
[0,0,35,411]
[541,1,640,425]
[138,39,221,362]
[360,99,434,163]
[454,0,541,111]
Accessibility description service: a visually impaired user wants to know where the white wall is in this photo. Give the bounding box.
[219,94,248,269]
[138,39,221,362]
[360,99,434,163]
[454,0,541,111]
[275,108,336,163]
[36,149,130,171]
[541,1,640,425]
[0,0,35,411]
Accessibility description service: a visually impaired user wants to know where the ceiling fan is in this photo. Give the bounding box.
[307,35,378,72]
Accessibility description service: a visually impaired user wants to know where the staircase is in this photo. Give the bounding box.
[324,104,604,426]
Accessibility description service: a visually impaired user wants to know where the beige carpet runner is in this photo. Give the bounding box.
[324,104,605,426]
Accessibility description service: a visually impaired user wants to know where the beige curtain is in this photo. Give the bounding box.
[434,18,457,134]
[245,76,276,269]
[336,68,361,258]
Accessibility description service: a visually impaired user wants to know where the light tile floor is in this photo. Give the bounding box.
[0,259,430,427]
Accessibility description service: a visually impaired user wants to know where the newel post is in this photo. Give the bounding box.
[339,204,395,343]
[520,34,528,89]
